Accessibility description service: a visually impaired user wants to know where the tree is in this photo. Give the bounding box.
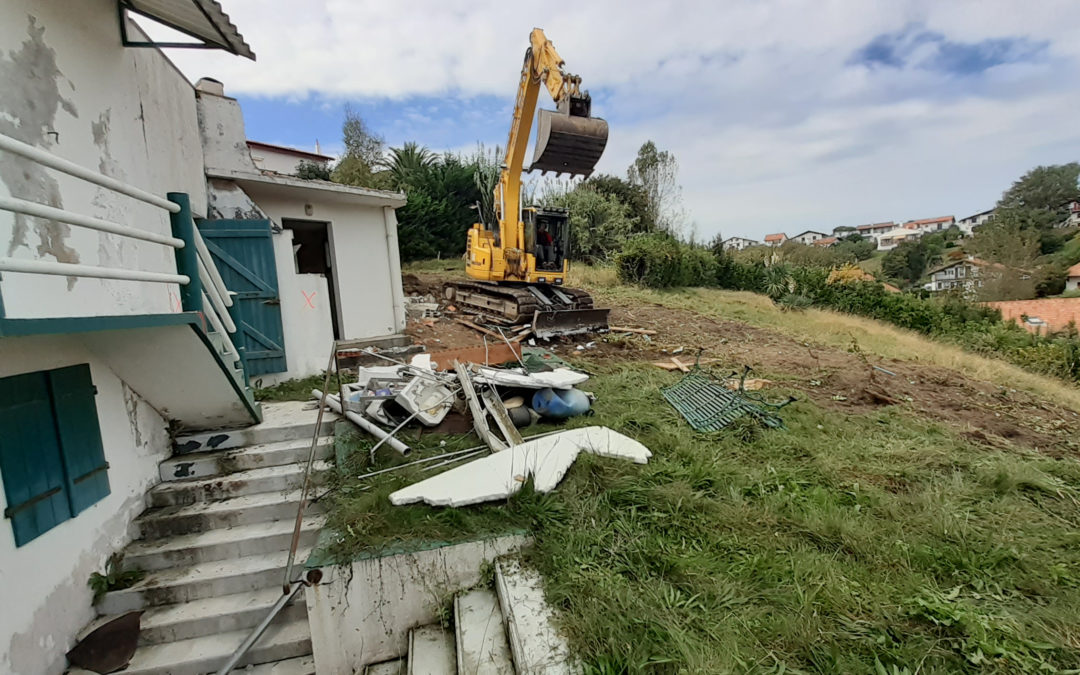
[968,221,1041,270]
[627,141,685,235]
[382,142,436,190]
[295,160,330,181]
[995,163,1080,231]
[833,237,876,261]
[882,239,931,286]
[583,174,655,233]
[332,106,390,189]
[546,185,638,263]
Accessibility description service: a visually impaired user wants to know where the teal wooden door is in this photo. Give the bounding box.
[199,220,287,375]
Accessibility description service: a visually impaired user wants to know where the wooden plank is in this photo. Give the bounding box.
[427,344,522,371]
[609,326,658,335]
[452,318,503,340]
[651,357,722,371]
[671,357,690,373]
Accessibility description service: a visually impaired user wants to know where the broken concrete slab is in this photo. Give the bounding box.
[388,427,651,507]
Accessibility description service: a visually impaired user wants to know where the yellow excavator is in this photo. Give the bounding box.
[444,28,610,338]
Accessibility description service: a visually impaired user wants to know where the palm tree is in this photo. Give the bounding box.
[382,142,435,190]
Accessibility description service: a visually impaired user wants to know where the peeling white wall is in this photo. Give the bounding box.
[0,335,169,675]
[0,0,208,320]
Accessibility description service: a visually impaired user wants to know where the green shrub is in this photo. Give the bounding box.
[615,234,715,288]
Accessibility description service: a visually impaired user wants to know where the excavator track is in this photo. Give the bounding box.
[444,281,609,338]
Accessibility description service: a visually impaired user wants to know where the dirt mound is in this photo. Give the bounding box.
[402,274,440,297]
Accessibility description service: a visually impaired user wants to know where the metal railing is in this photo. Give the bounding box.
[0,132,241,373]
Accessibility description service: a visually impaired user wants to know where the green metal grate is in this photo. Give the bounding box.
[661,367,792,432]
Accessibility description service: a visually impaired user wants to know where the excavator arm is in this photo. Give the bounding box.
[495,28,608,267]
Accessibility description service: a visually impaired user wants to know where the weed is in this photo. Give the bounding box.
[88,553,144,603]
[254,371,346,402]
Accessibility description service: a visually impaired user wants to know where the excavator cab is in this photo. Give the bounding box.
[524,207,570,273]
[530,93,608,177]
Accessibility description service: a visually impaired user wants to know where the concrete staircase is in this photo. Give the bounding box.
[78,402,336,675]
[364,557,578,675]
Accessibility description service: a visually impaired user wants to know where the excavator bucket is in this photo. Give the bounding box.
[530,109,608,177]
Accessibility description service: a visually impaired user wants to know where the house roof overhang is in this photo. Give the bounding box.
[209,169,407,208]
[119,0,255,60]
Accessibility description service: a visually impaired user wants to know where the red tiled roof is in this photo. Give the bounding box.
[907,216,955,226]
[812,237,838,246]
[1067,263,1080,278]
[764,233,786,242]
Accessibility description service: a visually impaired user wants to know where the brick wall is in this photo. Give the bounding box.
[984,298,1080,334]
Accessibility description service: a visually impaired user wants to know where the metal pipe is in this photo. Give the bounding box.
[0,132,180,213]
[383,206,407,332]
[0,195,184,248]
[215,580,305,675]
[361,386,459,462]
[285,348,337,594]
[314,389,412,455]
[200,258,237,333]
[193,228,233,307]
[421,450,485,472]
[0,258,188,284]
[355,446,490,480]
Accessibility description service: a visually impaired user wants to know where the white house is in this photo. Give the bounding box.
[790,230,828,245]
[0,3,406,673]
[764,232,787,246]
[927,258,988,293]
[905,215,955,233]
[958,208,994,235]
[855,222,895,238]
[876,226,924,251]
[1067,263,1080,292]
[247,140,334,176]
[1061,201,1080,229]
[721,236,758,251]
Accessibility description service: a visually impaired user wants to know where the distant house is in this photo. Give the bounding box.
[812,236,838,247]
[958,208,994,235]
[876,226,923,251]
[905,215,956,233]
[1067,263,1080,292]
[1061,201,1080,229]
[832,226,857,237]
[791,230,829,245]
[764,233,787,246]
[928,258,985,292]
[246,140,334,176]
[721,236,759,251]
[856,222,895,238]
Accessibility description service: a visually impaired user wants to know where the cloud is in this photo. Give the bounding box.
[140,0,1080,240]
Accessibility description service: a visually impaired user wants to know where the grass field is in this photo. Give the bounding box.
[312,261,1080,671]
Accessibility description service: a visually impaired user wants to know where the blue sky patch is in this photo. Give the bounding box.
[850,24,1047,75]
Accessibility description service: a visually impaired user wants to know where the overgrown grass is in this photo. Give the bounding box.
[254,372,344,402]
[326,363,1080,672]
[590,284,1080,413]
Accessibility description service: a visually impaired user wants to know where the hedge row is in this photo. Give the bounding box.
[614,239,1080,383]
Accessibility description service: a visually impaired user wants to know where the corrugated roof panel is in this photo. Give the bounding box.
[123,0,255,60]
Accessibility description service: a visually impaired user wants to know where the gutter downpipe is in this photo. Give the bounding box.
[383,205,406,333]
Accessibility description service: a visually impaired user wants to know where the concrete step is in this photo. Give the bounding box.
[98,547,312,615]
[244,655,317,675]
[495,558,578,674]
[455,588,514,675]
[120,616,311,675]
[138,587,307,645]
[146,461,331,508]
[408,624,456,675]
[365,660,405,675]
[160,436,335,482]
[125,516,324,572]
[136,489,319,539]
[173,401,337,454]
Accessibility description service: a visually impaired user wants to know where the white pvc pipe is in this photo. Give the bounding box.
[383,206,406,332]
[202,292,240,364]
[312,389,411,455]
[0,257,188,284]
[0,133,180,213]
[199,258,237,333]
[0,195,184,248]
[193,228,232,307]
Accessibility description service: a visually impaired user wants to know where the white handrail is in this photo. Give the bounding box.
[202,291,240,363]
[193,228,232,307]
[0,258,188,284]
[0,195,184,248]
[199,257,237,333]
[0,134,180,213]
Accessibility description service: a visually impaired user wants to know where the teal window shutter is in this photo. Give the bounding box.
[0,372,72,547]
[48,365,110,515]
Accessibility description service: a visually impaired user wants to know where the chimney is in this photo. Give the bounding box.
[195,77,225,96]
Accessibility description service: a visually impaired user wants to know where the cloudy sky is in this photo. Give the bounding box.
[150,0,1080,241]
